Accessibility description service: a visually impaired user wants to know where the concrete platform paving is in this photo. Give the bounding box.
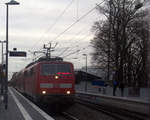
[0,87,54,120]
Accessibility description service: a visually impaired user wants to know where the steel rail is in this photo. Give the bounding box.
[75,98,148,120]
[61,112,80,120]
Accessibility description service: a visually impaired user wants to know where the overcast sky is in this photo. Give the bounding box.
[0,0,105,79]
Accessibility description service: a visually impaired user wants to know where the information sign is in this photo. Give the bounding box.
[9,51,27,57]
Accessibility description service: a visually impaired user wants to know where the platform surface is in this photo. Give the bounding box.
[0,87,54,120]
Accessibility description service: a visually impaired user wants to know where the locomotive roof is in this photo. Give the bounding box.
[25,57,72,68]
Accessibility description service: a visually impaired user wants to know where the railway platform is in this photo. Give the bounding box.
[76,91,150,118]
[0,87,54,120]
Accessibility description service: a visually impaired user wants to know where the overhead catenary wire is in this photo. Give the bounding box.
[30,0,106,62]
[62,40,92,59]
[62,47,85,58]
[60,31,92,58]
[48,0,106,43]
[38,19,92,58]
[63,49,80,58]
[31,0,75,49]
[57,47,70,57]
[31,0,105,56]
[53,11,95,56]
[63,44,92,61]
[55,25,92,57]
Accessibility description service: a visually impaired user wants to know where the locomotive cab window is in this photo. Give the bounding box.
[40,64,72,76]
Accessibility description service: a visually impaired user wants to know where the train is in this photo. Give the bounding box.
[10,57,75,104]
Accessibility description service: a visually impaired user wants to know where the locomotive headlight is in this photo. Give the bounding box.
[66,91,71,95]
[55,75,59,79]
[42,91,46,94]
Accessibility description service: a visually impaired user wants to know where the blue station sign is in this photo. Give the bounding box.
[92,80,105,87]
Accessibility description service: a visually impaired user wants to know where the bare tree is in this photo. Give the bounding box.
[91,0,150,87]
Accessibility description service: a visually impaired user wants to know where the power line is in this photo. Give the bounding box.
[53,15,94,56]
[38,22,92,57]
[31,0,105,59]
[60,31,92,57]
[31,0,75,49]
[56,25,91,56]
[63,49,80,58]
[48,0,106,43]
[57,47,70,57]
[62,42,91,58]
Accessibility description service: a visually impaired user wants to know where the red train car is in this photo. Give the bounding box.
[11,57,75,104]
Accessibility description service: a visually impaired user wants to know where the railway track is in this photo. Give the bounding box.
[75,99,148,120]
[52,112,80,120]
[61,112,80,120]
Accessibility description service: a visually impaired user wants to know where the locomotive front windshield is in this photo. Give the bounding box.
[40,64,72,75]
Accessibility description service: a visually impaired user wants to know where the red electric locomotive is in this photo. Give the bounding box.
[11,57,75,104]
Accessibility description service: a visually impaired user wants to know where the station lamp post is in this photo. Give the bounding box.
[5,0,20,109]
[0,40,6,94]
[83,54,87,92]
